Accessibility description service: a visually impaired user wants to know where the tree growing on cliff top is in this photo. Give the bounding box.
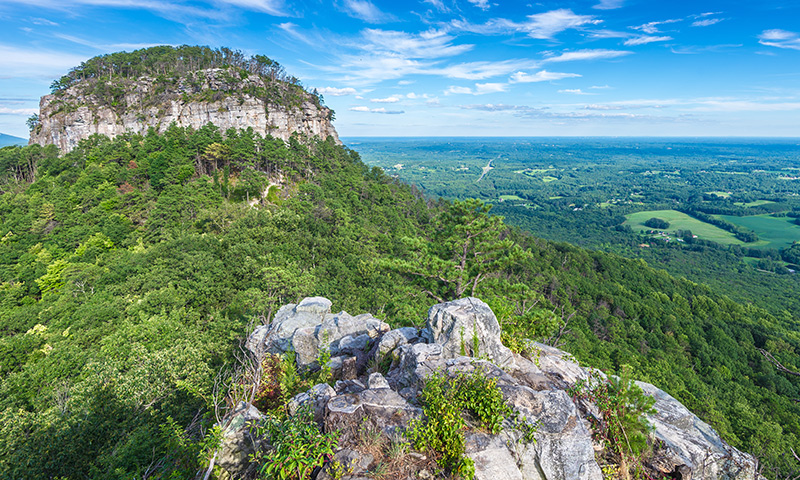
[385,198,529,302]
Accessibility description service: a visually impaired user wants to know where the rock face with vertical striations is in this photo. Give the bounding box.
[30,67,339,153]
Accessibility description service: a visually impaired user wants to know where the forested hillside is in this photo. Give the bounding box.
[0,126,798,478]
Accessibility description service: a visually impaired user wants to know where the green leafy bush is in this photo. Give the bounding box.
[250,403,338,480]
[406,368,515,479]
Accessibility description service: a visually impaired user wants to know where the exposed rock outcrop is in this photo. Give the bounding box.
[223,296,762,480]
[30,68,339,153]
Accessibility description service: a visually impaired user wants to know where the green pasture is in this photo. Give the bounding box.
[720,214,800,249]
[707,191,731,198]
[542,176,558,183]
[733,200,775,207]
[625,210,745,245]
[499,195,524,201]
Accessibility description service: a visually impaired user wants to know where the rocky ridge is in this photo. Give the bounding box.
[30,68,339,153]
[223,296,762,480]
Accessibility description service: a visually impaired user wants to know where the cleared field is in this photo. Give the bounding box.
[733,200,775,207]
[707,191,731,198]
[720,214,800,249]
[499,194,524,201]
[625,210,745,245]
[542,176,558,182]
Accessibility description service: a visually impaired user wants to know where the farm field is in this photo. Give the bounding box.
[720,214,800,249]
[624,210,745,245]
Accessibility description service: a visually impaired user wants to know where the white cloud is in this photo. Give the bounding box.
[514,9,601,39]
[451,9,600,39]
[590,85,612,89]
[510,70,581,83]
[0,107,38,115]
[692,100,800,112]
[446,83,507,95]
[437,59,539,80]
[371,96,401,103]
[475,82,507,94]
[446,86,474,95]
[30,17,59,26]
[759,29,800,51]
[632,19,681,34]
[423,0,448,12]
[624,35,672,46]
[558,89,591,95]
[218,0,287,15]
[0,44,88,78]
[341,0,393,23]
[692,18,722,27]
[542,49,632,63]
[588,29,631,39]
[360,28,473,59]
[318,87,358,96]
[467,0,490,10]
[593,0,624,10]
[349,105,404,114]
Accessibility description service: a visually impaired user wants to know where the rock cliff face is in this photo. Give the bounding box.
[224,296,763,480]
[29,69,339,153]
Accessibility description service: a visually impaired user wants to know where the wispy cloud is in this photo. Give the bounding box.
[692,18,722,27]
[593,0,624,10]
[513,9,601,39]
[318,87,358,96]
[446,82,508,95]
[350,106,405,114]
[422,0,448,13]
[624,35,671,46]
[341,0,393,23]
[558,89,591,95]
[450,9,600,39]
[219,0,287,16]
[542,49,632,63]
[632,19,680,34]
[0,107,38,115]
[437,59,538,80]
[371,96,401,103]
[0,44,88,78]
[509,70,581,83]
[360,28,472,59]
[759,29,800,51]
[466,0,490,11]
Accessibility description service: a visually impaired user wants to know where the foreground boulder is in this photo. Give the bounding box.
[229,296,762,480]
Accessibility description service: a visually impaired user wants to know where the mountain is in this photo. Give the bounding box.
[0,46,797,479]
[0,133,26,147]
[29,45,338,153]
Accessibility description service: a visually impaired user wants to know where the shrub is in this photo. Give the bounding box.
[250,403,338,480]
[568,366,656,478]
[406,368,517,479]
[643,218,669,230]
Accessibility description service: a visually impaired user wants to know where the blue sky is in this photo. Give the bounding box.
[1,0,799,138]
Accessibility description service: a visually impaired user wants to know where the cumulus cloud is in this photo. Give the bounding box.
[318,87,358,96]
[759,29,800,51]
[509,70,581,83]
[624,35,672,46]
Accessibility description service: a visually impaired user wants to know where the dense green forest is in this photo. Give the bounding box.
[1,127,799,478]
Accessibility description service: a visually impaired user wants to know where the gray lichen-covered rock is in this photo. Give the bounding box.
[30,68,340,154]
[245,297,389,368]
[236,297,763,480]
[217,402,263,478]
[423,297,516,369]
[639,382,761,480]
